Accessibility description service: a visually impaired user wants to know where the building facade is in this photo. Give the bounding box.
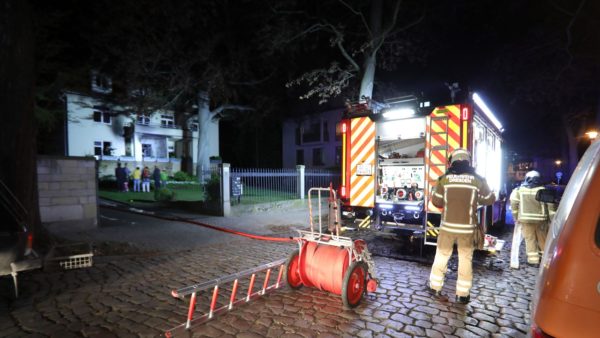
[282,109,343,169]
[64,72,219,177]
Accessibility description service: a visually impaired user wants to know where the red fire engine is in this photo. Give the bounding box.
[339,92,506,247]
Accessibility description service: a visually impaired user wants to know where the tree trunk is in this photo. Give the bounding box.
[0,0,45,245]
[196,91,216,181]
[358,0,383,101]
[359,53,377,100]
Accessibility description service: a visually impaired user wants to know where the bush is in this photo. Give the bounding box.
[204,174,221,202]
[154,187,175,202]
[173,171,192,181]
[98,175,117,190]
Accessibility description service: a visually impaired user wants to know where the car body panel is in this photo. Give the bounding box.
[531,140,600,337]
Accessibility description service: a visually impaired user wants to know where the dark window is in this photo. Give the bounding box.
[302,122,321,143]
[125,137,133,156]
[323,121,329,142]
[296,149,304,165]
[93,110,111,124]
[313,148,324,166]
[335,146,342,166]
[94,141,102,156]
[102,142,112,156]
[142,143,153,157]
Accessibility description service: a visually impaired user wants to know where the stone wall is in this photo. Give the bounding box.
[37,156,97,231]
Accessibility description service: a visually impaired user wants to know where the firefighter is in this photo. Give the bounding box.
[428,148,496,304]
[509,170,554,267]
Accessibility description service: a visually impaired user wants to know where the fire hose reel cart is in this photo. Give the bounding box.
[286,187,378,308]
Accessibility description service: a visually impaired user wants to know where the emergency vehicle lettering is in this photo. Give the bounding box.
[349,117,376,207]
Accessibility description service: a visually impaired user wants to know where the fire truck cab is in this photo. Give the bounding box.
[339,92,505,247]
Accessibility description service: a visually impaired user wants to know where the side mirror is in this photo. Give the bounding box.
[535,189,557,204]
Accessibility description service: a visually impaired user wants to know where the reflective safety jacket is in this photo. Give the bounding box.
[432,172,496,234]
[510,185,553,223]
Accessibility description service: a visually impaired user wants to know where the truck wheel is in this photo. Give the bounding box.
[342,261,367,308]
[286,250,303,289]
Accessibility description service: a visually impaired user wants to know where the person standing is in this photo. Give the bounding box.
[509,170,554,267]
[160,168,168,188]
[428,149,496,304]
[132,166,142,192]
[153,166,161,190]
[123,163,131,192]
[115,162,125,192]
[142,166,151,192]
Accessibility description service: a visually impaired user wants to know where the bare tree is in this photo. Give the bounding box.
[273,0,425,104]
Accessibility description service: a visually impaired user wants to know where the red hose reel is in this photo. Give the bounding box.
[286,187,378,308]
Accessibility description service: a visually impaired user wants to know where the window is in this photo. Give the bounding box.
[90,71,113,94]
[137,114,150,125]
[302,122,321,143]
[323,121,329,142]
[94,141,112,156]
[161,114,175,128]
[93,110,111,124]
[296,149,304,165]
[142,144,153,157]
[335,146,342,166]
[190,123,198,132]
[125,137,133,156]
[313,148,324,166]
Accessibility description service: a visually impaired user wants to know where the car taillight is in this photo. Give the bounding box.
[531,323,554,338]
[25,232,33,256]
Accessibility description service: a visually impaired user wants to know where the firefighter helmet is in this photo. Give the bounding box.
[525,170,540,179]
[449,148,471,164]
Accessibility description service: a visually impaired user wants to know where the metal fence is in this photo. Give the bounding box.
[305,169,340,194]
[230,168,297,204]
[230,167,340,205]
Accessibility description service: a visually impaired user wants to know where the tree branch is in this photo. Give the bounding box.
[211,104,255,116]
[373,0,403,54]
[337,0,372,37]
[554,0,586,82]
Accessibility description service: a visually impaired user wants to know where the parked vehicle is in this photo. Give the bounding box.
[0,180,41,298]
[339,92,506,247]
[530,139,600,338]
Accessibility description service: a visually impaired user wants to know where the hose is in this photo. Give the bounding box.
[100,203,296,243]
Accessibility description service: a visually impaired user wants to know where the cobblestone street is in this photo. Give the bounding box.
[0,223,536,338]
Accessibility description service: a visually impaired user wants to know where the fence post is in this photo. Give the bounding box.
[221,163,231,216]
[296,165,305,199]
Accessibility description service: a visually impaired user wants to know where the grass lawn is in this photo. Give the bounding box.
[99,184,206,203]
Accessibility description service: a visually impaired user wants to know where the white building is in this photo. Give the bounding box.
[282,109,343,169]
[64,71,219,177]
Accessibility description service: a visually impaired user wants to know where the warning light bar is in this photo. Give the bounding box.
[472,92,503,131]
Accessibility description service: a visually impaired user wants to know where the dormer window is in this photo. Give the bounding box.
[160,114,175,128]
[90,70,113,94]
[137,114,150,125]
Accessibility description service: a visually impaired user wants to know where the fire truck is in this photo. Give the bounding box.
[339,92,506,247]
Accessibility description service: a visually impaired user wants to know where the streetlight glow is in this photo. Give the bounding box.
[585,130,598,140]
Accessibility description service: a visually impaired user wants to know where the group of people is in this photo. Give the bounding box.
[115,163,168,193]
[426,148,554,305]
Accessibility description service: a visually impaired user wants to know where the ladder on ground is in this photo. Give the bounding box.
[165,259,286,337]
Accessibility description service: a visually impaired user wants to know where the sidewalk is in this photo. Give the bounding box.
[51,198,316,254]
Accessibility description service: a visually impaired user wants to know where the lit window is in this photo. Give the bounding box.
[161,114,175,128]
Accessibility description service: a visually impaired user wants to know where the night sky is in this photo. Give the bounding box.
[30,0,600,167]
